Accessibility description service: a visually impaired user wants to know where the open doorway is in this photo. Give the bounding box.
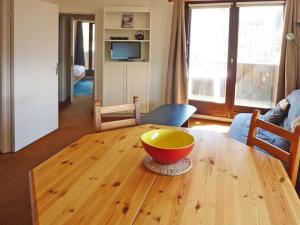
[58,14,96,107]
[72,19,95,100]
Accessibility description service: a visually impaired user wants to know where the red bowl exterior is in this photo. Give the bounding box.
[141,140,194,164]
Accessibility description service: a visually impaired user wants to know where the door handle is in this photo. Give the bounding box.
[56,63,59,75]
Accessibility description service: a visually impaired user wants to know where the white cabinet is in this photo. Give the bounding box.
[103,62,149,113]
[103,63,126,106]
[126,63,149,112]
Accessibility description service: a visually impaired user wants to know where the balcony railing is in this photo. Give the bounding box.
[189,63,279,108]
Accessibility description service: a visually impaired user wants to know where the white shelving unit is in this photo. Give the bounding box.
[101,7,151,113]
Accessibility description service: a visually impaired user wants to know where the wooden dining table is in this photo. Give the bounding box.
[29,124,300,225]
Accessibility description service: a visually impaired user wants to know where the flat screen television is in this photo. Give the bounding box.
[111,42,141,60]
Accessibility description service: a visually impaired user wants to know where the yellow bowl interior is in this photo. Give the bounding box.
[141,129,195,150]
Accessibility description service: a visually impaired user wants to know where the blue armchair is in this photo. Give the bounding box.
[229,89,300,194]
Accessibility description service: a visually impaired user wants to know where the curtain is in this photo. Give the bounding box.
[166,0,189,104]
[276,0,300,101]
[74,21,85,66]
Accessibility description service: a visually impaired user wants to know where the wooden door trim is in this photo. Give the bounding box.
[232,105,270,116]
[0,0,13,153]
[226,4,239,118]
[186,3,232,117]
[186,1,274,118]
[189,100,229,118]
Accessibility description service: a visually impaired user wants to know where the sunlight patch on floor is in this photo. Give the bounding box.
[192,124,230,134]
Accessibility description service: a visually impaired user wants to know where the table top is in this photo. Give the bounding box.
[29,124,300,225]
[141,104,196,127]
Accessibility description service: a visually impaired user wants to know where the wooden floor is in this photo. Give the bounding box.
[0,96,231,225]
[189,118,231,134]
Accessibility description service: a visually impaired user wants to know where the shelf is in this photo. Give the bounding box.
[105,27,150,31]
[105,40,150,42]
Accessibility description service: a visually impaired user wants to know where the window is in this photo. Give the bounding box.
[82,22,90,69]
[188,2,284,117]
[82,22,95,70]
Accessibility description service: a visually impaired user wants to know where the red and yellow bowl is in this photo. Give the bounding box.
[141,129,195,164]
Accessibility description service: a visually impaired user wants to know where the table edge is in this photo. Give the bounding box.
[29,170,39,225]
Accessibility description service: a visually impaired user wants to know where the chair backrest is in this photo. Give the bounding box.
[247,109,300,186]
[94,96,141,132]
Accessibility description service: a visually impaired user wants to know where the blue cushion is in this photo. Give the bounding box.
[229,113,299,195]
[228,113,290,151]
[228,113,251,144]
[284,89,300,131]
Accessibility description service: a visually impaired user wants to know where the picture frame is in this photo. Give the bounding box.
[122,14,134,28]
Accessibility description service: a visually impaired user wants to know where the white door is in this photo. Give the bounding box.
[13,0,59,151]
[104,63,126,106]
[126,63,149,112]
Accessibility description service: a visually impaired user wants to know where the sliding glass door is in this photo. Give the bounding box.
[187,2,284,118]
[189,6,230,104]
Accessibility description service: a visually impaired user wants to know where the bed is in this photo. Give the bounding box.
[73,65,86,85]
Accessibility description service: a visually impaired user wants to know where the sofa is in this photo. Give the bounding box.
[229,89,300,195]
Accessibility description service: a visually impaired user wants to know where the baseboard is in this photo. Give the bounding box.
[192,114,233,123]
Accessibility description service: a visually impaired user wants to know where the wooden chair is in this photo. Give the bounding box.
[247,109,300,186]
[94,96,141,132]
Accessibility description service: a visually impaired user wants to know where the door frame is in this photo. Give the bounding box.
[58,13,96,104]
[0,0,13,153]
[186,0,284,118]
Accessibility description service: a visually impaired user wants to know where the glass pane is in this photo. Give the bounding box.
[189,7,230,103]
[235,5,284,108]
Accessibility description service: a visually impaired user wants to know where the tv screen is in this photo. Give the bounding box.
[111,42,141,60]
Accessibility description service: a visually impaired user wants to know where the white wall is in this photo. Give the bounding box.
[149,1,173,109]
[46,0,173,110]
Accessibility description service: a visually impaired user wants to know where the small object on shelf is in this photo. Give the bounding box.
[135,31,144,40]
[110,37,129,40]
[122,14,134,28]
